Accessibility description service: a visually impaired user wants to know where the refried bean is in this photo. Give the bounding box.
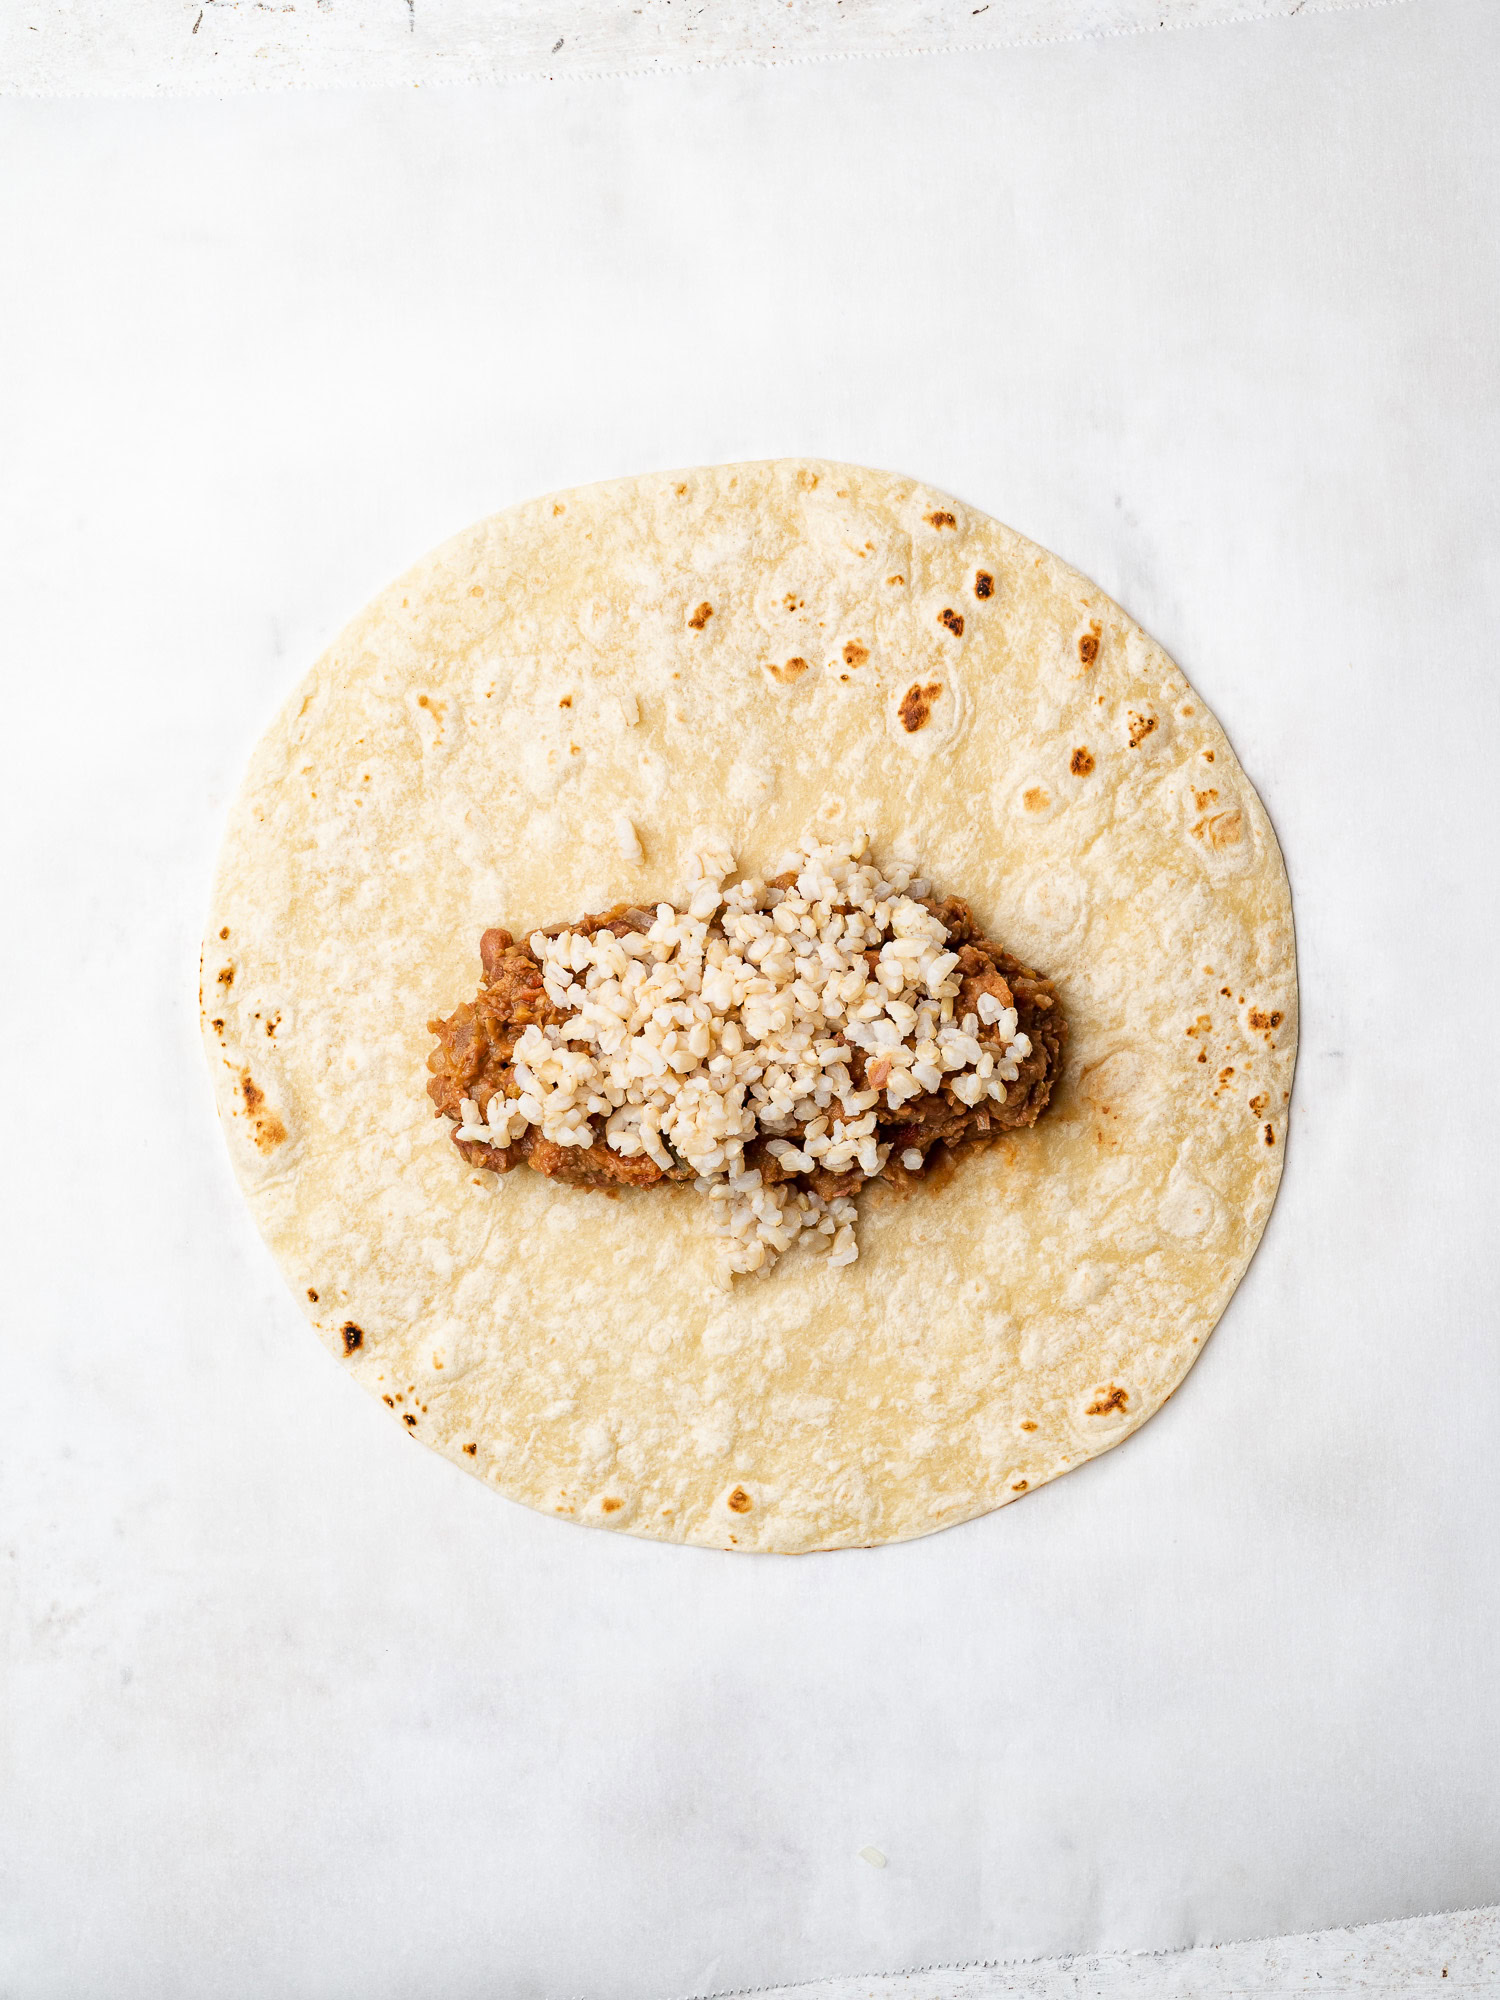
[427,892,1064,1194]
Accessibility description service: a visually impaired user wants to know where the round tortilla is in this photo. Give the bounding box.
[202,460,1296,1552]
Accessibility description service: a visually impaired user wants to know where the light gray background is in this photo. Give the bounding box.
[2,2,1498,1996]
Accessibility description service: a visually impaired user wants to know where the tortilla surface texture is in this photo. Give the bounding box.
[203,461,1296,1552]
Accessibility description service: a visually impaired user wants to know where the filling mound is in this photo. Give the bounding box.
[426,836,1064,1276]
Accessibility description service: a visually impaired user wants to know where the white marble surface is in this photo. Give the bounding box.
[2,2,1498,1996]
[713,1903,1500,1997]
[2,0,1410,97]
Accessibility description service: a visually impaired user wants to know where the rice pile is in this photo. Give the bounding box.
[455,834,1033,1276]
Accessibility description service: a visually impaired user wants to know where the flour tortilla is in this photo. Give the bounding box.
[202,461,1296,1552]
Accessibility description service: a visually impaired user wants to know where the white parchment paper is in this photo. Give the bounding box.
[1,2,1498,1995]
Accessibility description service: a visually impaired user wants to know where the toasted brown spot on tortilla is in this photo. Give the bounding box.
[210,1019,224,1034]
[417,694,429,707]
[403,1413,417,1426]
[383,1394,394,1407]
[898,681,942,732]
[1020,1420,1038,1432]
[1186,1015,1211,1038]
[341,1322,363,1354]
[842,639,869,668]
[307,1288,318,1303]
[218,965,234,988]
[1264,1124,1276,1146]
[601,1497,623,1513]
[1127,710,1157,749]
[1248,1008,1283,1032]
[1203,749,1215,761]
[1011,1480,1028,1492]
[1248,1092,1269,1115]
[687,601,713,630]
[927,509,956,529]
[219,926,229,940]
[463,1442,477,1455]
[783,591,805,611]
[937,607,965,637]
[553,501,566,514]
[238,1071,287,1153]
[1086,1384,1129,1416]
[974,571,994,599]
[887,573,905,586]
[1022,787,1049,812]
[726,1485,753,1513]
[558,696,571,709]
[469,584,484,598]
[768,656,810,684]
[1070,746,1095,776]
[1194,787,1219,810]
[1078,622,1102,666]
[674,483,687,496]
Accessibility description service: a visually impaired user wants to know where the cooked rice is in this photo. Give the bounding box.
[453,834,1031,1277]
